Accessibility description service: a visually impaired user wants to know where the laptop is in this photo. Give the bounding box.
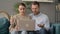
[17,16,35,31]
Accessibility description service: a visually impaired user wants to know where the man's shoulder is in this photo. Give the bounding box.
[41,13,49,19]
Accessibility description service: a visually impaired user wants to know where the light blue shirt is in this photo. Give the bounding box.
[29,13,50,31]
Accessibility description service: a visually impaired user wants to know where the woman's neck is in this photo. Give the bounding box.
[19,13,25,16]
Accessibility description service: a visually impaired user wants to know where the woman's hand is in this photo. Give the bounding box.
[15,26,20,31]
[10,16,15,24]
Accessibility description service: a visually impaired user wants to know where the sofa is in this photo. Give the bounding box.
[0,17,10,34]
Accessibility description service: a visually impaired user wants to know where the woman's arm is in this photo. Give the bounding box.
[9,16,16,31]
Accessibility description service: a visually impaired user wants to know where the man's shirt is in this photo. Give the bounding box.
[29,13,50,31]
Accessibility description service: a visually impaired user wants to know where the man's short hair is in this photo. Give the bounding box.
[32,1,40,7]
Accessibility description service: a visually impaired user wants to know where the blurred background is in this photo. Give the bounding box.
[0,0,60,23]
[0,0,60,34]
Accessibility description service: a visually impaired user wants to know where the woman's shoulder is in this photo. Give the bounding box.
[11,14,20,19]
[25,15,32,19]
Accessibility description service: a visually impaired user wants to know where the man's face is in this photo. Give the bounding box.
[18,5,26,14]
[31,4,40,15]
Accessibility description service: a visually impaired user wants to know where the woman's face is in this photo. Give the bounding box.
[18,5,26,14]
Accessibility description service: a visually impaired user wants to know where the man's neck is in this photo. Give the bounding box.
[34,12,40,16]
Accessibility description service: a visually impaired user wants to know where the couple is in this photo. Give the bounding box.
[10,1,50,34]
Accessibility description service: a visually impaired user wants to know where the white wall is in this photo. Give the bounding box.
[0,0,55,22]
[40,3,55,23]
[0,0,22,15]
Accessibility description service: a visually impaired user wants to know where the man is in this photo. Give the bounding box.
[29,1,50,34]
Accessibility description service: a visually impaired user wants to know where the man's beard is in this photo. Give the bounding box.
[34,11,40,15]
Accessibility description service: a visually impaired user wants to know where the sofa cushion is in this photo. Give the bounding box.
[0,17,10,34]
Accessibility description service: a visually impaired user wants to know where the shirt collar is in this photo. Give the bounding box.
[33,12,42,17]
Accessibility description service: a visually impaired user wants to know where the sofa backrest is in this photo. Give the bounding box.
[0,17,10,34]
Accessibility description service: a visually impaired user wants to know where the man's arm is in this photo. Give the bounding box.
[43,16,50,30]
[38,15,50,30]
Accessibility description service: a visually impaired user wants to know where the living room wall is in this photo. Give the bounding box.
[0,0,55,23]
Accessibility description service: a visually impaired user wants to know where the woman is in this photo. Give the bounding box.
[10,3,29,34]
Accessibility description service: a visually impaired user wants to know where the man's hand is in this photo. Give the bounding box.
[38,24,45,28]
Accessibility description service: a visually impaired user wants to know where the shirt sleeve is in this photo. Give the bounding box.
[44,16,50,30]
